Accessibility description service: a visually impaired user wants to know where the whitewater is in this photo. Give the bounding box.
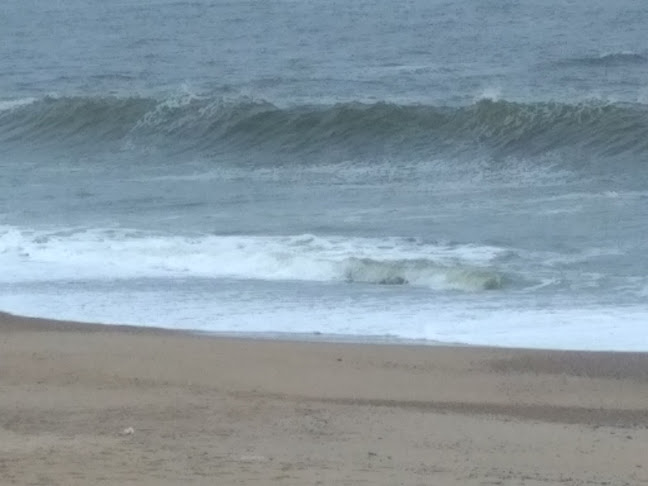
[1,0,648,350]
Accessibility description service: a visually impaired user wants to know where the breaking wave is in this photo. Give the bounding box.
[1,94,648,158]
[341,257,504,290]
[0,227,508,292]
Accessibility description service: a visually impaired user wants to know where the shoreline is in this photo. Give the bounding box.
[3,310,646,354]
[2,310,648,484]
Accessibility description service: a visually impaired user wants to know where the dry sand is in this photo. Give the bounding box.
[1,311,647,485]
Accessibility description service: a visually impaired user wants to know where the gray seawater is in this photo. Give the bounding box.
[1,0,647,349]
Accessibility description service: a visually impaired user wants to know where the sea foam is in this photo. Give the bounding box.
[0,226,508,292]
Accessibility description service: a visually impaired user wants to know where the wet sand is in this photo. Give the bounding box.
[1,311,647,485]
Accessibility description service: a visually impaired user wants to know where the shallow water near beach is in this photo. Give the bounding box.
[1,0,647,350]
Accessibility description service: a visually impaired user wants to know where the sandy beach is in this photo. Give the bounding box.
[1,311,647,485]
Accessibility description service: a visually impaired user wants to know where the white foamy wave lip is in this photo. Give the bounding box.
[0,98,37,112]
[0,226,508,291]
[474,87,502,102]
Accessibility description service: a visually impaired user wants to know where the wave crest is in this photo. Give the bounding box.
[1,94,647,158]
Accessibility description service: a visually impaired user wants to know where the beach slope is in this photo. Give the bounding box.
[1,311,647,485]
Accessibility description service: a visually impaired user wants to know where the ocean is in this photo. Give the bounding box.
[1,0,647,350]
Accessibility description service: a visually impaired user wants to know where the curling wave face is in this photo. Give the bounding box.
[2,95,648,160]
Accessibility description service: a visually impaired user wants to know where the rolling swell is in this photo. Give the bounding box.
[0,96,156,147]
[561,52,648,67]
[1,94,647,159]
